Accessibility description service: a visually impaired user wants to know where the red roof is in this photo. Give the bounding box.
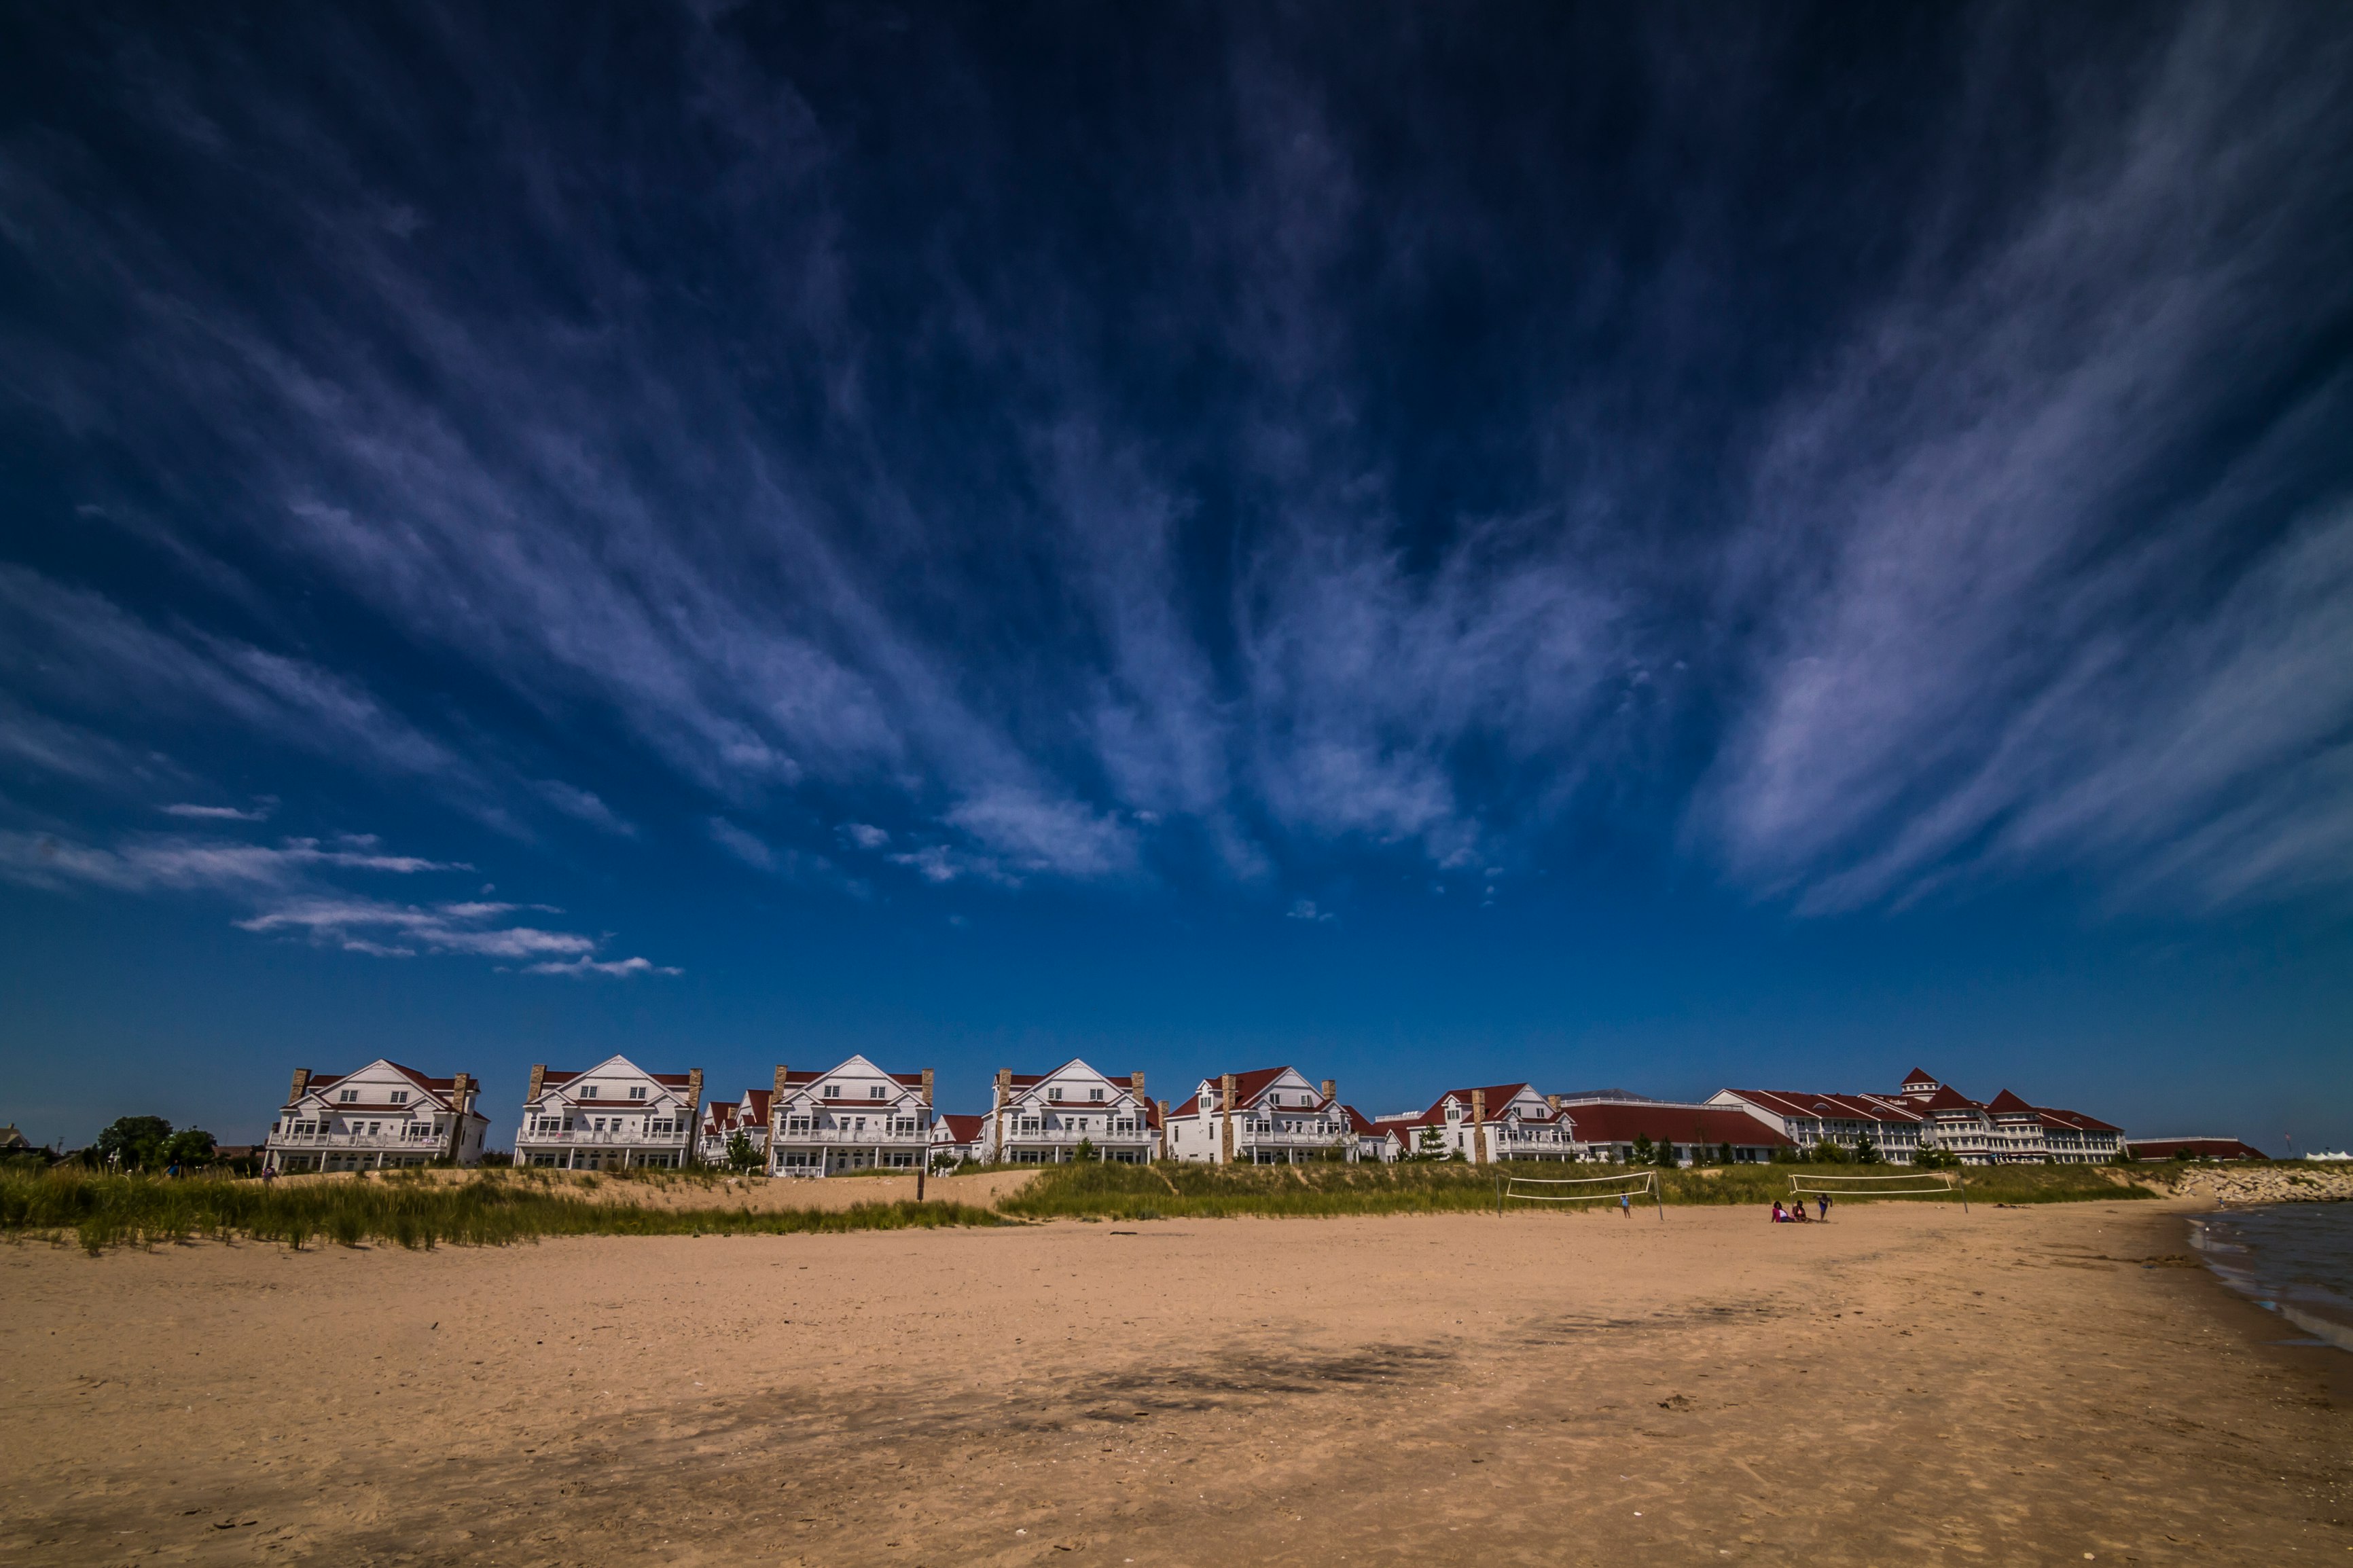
[935,1114,986,1144]
[778,1070,928,1091]
[1901,1068,1939,1087]
[1910,1084,1984,1114]
[283,1061,472,1112]
[1985,1089,2038,1115]
[1563,1103,1794,1148]
[545,1069,696,1089]
[1722,1089,1924,1125]
[2130,1137,2268,1160]
[2034,1105,2121,1135]
[1341,1106,1381,1137]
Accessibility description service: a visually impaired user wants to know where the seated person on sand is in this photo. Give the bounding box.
[1770,1201,1786,1222]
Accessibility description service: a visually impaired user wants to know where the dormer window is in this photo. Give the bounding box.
[630,1086,647,1100]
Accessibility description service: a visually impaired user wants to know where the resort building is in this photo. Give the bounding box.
[766,1057,936,1177]
[1164,1067,1352,1163]
[1558,1097,1795,1165]
[1714,1069,2124,1165]
[698,1087,772,1167]
[987,1061,1159,1163]
[1340,1106,1392,1163]
[929,1113,988,1169]
[513,1057,700,1170]
[1707,1089,1928,1163]
[1372,1084,1577,1163]
[264,1061,490,1172]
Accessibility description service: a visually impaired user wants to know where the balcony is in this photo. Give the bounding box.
[771,1125,933,1146]
[515,1129,691,1147]
[268,1131,446,1152]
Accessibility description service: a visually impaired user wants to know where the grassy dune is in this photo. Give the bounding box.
[998,1158,2153,1220]
[0,1167,1003,1254]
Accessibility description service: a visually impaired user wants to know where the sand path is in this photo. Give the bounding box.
[1,1201,2344,1565]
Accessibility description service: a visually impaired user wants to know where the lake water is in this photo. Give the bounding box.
[2189,1203,2353,1352]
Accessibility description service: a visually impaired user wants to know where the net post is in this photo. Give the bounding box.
[1653,1168,1664,1222]
[1496,1174,1503,1218]
[1957,1173,1967,1214]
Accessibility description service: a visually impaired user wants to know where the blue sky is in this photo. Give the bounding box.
[3,3,2350,1150]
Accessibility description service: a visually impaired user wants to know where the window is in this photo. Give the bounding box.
[630,1085,647,1100]
[366,1121,381,1135]
[1089,1087,1104,1102]
[1048,1087,1064,1101]
[824,1083,840,1098]
[583,1085,600,1099]
[870,1084,886,1099]
[339,1089,358,1102]
[389,1090,409,1106]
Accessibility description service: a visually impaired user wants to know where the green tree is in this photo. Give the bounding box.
[1414,1126,1447,1161]
[1811,1137,1850,1164]
[162,1128,217,1169]
[723,1131,761,1174]
[1717,1142,1735,1167]
[95,1116,174,1171]
[1630,1133,1655,1165]
[1655,1139,1680,1169]
[1914,1144,1960,1171]
[1073,1137,1098,1163]
[1852,1129,1883,1165]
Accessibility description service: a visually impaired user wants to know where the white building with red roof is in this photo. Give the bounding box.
[929,1112,988,1169]
[1708,1087,1928,1163]
[697,1087,772,1166]
[1717,1069,2122,1165]
[264,1060,489,1173]
[514,1055,701,1170]
[1560,1097,1795,1165]
[766,1057,936,1177]
[1164,1067,1352,1164]
[1372,1084,1576,1163]
[988,1060,1158,1163]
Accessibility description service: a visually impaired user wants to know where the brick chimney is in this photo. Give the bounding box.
[1157,1099,1170,1160]
[1219,1073,1237,1164]
[446,1073,473,1160]
[1469,1089,1488,1166]
[1321,1078,1336,1106]
[1130,1071,1147,1098]
[920,1068,935,1106]
[994,1068,1013,1162]
[685,1070,704,1137]
[288,1068,310,1104]
[527,1063,545,1104]
[772,1063,791,1104]
[1545,1093,1562,1114]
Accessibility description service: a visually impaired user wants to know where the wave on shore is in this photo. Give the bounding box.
[2190,1203,2353,1353]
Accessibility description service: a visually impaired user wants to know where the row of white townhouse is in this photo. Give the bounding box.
[262,1058,2125,1173]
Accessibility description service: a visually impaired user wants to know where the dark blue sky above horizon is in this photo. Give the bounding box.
[3,2,2350,1150]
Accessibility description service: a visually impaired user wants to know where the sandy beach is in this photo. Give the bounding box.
[2,1199,2345,1566]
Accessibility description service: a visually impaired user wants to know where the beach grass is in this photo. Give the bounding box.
[0,1166,1003,1254]
[996,1157,2154,1220]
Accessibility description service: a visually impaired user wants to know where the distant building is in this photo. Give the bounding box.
[987,1061,1158,1163]
[929,1112,988,1168]
[1707,1089,1928,1164]
[698,1088,772,1166]
[264,1061,490,1172]
[0,1123,31,1154]
[2127,1137,2269,1162]
[766,1057,935,1177]
[1164,1067,1351,1164]
[514,1057,700,1170]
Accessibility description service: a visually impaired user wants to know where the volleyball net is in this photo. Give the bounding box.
[1784,1169,1966,1211]
[1500,1166,1662,1219]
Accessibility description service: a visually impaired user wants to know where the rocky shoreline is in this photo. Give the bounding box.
[2166,1164,2353,1205]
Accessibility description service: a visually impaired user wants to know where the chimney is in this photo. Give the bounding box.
[446,1073,473,1160]
[772,1063,791,1104]
[288,1068,311,1104]
[1320,1078,1336,1106]
[921,1068,935,1106]
[1219,1073,1237,1165]
[1470,1089,1488,1167]
[993,1068,1013,1163]
[685,1069,704,1131]
[1130,1071,1146,1097]
[527,1063,545,1104]
[1157,1099,1171,1161]
[1545,1093,1562,1114]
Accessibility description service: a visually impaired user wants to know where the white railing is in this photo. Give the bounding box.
[268,1131,444,1151]
[770,1125,933,1146]
[516,1129,691,1147]
[999,1126,1154,1143]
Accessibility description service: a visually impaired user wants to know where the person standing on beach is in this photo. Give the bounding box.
[1619,1190,1632,1218]
[1817,1194,1831,1221]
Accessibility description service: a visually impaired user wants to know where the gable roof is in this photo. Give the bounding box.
[541,1055,696,1091]
[1985,1089,2038,1115]
[2034,1105,2121,1135]
[1340,1106,1381,1137]
[285,1059,475,1113]
[1901,1068,1939,1087]
[934,1114,986,1144]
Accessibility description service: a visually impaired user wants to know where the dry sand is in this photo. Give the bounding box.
[1,1199,2346,1566]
